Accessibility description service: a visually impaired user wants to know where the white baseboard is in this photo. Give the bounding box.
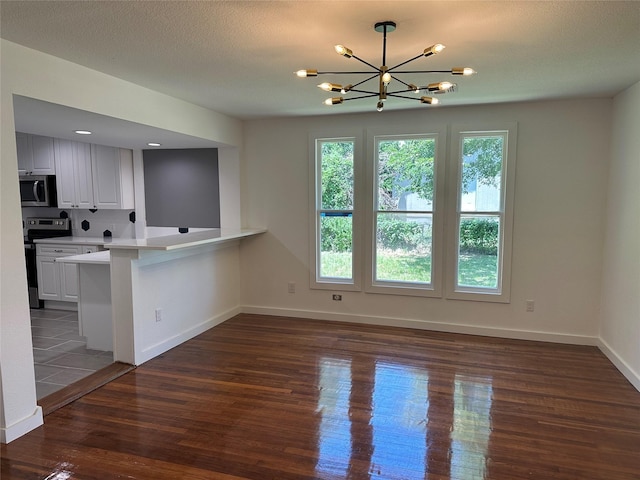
[1,406,43,444]
[241,305,598,346]
[137,306,241,365]
[597,338,640,392]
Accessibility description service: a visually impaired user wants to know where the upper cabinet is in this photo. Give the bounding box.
[16,132,56,175]
[55,139,94,209]
[54,139,134,210]
[91,144,134,209]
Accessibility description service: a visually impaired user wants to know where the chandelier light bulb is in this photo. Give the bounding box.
[381,72,392,85]
[452,67,476,76]
[408,84,419,93]
[318,82,343,92]
[420,96,439,105]
[424,44,445,57]
[341,84,353,94]
[324,97,344,106]
[376,101,384,112]
[295,69,318,77]
[427,81,454,92]
[334,45,353,58]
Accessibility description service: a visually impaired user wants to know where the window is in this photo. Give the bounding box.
[446,126,517,302]
[310,135,362,290]
[311,124,516,302]
[366,132,445,297]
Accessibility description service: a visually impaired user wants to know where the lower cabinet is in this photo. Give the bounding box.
[36,244,99,302]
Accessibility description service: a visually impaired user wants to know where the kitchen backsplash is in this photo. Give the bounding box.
[22,207,136,239]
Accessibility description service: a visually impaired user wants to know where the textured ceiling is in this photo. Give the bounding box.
[1,1,639,121]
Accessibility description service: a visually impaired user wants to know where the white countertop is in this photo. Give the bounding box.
[35,228,266,251]
[34,236,108,246]
[56,250,111,265]
[105,228,266,250]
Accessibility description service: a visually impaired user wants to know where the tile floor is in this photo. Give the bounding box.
[31,308,113,399]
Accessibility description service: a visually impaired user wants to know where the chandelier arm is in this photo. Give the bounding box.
[387,54,424,72]
[349,74,380,89]
[348,88,381,96]
[389,75,413,88]
[350,54,381,72]
[390,70,453,74]
[387,88,421,95]
[317,71,381,75]
[343,93,381,101]
[386,93,426,101]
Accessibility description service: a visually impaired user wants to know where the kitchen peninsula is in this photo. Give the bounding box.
[40,228,265,366]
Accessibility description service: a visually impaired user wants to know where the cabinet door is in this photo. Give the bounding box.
[54,139,94,209]
[16,132,33,175]
[37,256,60,300]
[73,141,94,209]
[92,144,122,209]
[91,145,134,209]
[30,134,56,175]
[60,261,79,301]
[54,139,79,208]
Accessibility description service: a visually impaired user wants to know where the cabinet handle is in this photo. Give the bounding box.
[54,249,63,253]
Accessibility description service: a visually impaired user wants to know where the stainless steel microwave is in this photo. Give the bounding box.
[19,175,57,207]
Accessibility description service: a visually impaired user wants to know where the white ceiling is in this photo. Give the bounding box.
[2,1,639,144]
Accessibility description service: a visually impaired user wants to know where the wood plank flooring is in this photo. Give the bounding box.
[2,314,639,479]
[38,361,135,416]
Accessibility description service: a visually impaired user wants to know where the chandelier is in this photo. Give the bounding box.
[295,21,475,112]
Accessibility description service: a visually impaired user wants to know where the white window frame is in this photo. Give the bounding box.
[309,124,517,304]
[445,123,518,303]
[364,127,447,297]
[309,131,364,291]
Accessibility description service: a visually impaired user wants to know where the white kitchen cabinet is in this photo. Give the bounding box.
[36,256,61,300]
[16,132,56,175]
[60,260,80,301]
[54,139,94,209]
[36,244,98,302]
[54,139,134,210]
[91,144,134,209]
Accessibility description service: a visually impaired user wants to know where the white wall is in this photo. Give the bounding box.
[110,243,242,366]
[0,39,243,443]
[241,99,612,343]
[599,81,640,390]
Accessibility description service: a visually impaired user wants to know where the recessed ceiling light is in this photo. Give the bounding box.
[147,142,161,147]
[74,130,92,135]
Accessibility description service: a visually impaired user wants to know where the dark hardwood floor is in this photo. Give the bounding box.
[2,314,639,479]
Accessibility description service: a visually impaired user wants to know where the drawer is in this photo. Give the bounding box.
[36,244,82,256]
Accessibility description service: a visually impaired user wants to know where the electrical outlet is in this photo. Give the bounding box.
[526,300,535,312]
[332,294,342,301]
[288,282,296,294]
[155,308,162,322]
